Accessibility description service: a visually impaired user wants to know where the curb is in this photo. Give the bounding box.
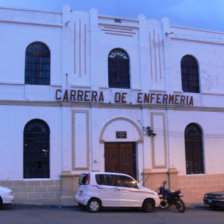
[185,203,205,209]
[13,202,78,208]
[12,203,205,209]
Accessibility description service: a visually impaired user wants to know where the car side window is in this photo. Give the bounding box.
[96,174,112,185]
[95,174,137,188]
[95,174,121,186]
[119,176,138,188]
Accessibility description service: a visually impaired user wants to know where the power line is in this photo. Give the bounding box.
[152,128,224,138]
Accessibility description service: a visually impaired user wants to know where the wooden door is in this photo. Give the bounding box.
[105,142,136,179]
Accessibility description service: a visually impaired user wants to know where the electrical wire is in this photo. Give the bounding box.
[151,127,224,138]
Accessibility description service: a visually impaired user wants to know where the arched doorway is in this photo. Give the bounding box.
[100,117,142,179]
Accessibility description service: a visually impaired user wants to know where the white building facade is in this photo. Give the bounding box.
[0,5,224,203]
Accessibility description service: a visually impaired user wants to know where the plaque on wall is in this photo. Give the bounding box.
[116,131,127,139]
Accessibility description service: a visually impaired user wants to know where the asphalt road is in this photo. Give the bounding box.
[0,205,224,224]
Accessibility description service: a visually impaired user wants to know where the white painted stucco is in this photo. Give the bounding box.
[0,5,224,200]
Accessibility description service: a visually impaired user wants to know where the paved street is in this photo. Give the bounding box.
[0,205,224,224]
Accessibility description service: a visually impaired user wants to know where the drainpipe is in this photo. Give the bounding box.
[60,102,64,174]
[165,107,171,189]
[141,108,145,186]
[89,105,93,171]
[162,18,172,189]
[138,14,147,186]
[89,9,98,171]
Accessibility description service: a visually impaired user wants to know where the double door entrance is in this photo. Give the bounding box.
[105,142,136,179]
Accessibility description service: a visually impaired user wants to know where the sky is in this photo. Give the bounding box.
[0,0,224,32]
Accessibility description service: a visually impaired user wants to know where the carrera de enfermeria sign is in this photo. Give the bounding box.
[55,89,194,106]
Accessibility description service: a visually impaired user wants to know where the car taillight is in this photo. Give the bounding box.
[86,173,90,185]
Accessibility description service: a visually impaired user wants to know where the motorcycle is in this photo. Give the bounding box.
[158,181,185,213]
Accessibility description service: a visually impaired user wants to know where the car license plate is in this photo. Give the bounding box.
[208,199,212,203]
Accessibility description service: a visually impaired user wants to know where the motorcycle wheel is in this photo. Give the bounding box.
[175,199,185,213]
[160,198,169,209]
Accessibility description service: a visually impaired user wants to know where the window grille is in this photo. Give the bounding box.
[108,48,130,89]
[185,123,204,174]
[24,119,50,178]
[181,55,200,93]
[25,42,50,85]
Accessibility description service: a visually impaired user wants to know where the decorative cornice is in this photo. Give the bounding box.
[0,6,61,15]
[0,19,62,28]
[1,100,224,112]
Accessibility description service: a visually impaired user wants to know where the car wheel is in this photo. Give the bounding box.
[87,198,101,213]
[143,199,155,212]
[0,197,3,207]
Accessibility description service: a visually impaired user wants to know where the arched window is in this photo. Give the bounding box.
[108,48,130,88]
[24,119,50,178]
[185,123,204,174]
[25,42,50,85]
[181,55,199,93]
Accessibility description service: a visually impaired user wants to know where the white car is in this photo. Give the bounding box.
[75,172,160,212]
[0,186,14,206]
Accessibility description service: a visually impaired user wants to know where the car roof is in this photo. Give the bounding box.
[81,171,133,177]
